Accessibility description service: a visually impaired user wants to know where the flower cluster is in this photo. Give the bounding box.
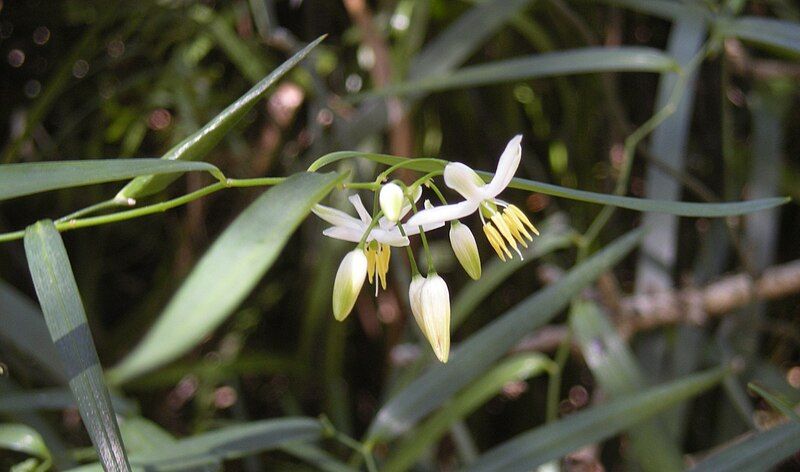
[313,135,538,363]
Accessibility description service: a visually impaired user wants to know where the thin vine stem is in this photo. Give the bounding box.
[0,177,285,243]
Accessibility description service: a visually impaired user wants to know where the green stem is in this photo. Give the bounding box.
[397,223,420,276]
[358,211,384,247]
[377,158,448,183]
[54,199,123,223]
[0,177,284,244]
[545,328,573,423]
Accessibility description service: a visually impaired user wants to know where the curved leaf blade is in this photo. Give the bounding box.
[24,220,131,471]
[0,160,221,202]
[368,228,644,441]
[0,423,52,471]
[357,47,678,100]
[109,171,343,384]
[316,153,789,217]
[721,16,800,56]
[467,368,725,472]
[116,35,326,200]
[689,422,800,472]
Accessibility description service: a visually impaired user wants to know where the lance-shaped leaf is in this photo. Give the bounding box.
[356,47,678,100]
[24,220,131,471]
[689,421,800,472]
[309,152,789,217]
[719,16,800,56]
[0,423,52,472]
[0,160,222,202]
[571,301,683,472]
[466,368,725,472]
[116,35,325,200]
[108,172,343,384]
[367,228,644,441]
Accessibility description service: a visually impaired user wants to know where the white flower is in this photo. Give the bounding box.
[408,274,451,363]
[332,249,368,321]
[449,221,481,280]
[313,192,443,293]
[379,182,405,222]
[406,135,539,261]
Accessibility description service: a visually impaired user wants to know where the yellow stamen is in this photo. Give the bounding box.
[506,204,539,236]
[365,246,376,283]
[502,212,529,248]
[377,244,390,290]
[490,213,521,257]
[483,223,511,261]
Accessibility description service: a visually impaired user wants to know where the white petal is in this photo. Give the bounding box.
[348,194,372,224]
[406,200,479,227]
[404,219,445,236]
[484,135,522,197]
[323,226,364,243]
[371,228,410,247]
[312,204,362,230]
[444,163,485,201]
[397,185,423,221]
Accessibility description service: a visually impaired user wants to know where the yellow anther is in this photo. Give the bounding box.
[502,212,529,248]
[483,223,511,261]
[365,246,376,283]
[506,204,539,236]
[490,213,521,257]
[377,244,390,290]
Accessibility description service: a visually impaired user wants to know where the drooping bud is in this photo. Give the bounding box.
[449,221,481,280]
[408,274,427,339]
[332,249,368,321]
[379,182,405,222]
[416,274,451,363]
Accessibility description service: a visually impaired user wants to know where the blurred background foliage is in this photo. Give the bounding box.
[1,0,800,470]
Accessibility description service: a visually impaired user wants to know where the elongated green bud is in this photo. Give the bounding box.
[412,274,451,363]
[449,221,481,280]
[332,249,368,321]
[379,182,405,222]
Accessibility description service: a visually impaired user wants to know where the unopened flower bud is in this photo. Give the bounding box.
[408,274,427,339]
[449,221,481,280]
[410,274,451,363]
[379,182,405,222]
[332,249,368,321]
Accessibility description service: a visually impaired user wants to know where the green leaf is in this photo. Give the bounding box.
[0,280,65,382]
[466,368,726,472]
[0,424,52,472]
[604,0,709,20]
[689,422,800,472]
[357,47,678,100]
[280,443,356,472]
[571,301,683,472]
[118,417,176,455]
[68,418,322,472]
[747,383,800,423]
[23,220,131,471]
[310,152,790,217]
[0,388,136,415]
[367,228,644,441]
[0,159,222,202]
[721,16,800,56]
[116,35,325,200]
[109,171,343,384]
[451,219,574,329]
[384,354,554,472]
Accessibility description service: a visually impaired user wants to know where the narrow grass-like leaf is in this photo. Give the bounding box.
[0,388,135,415]
[603,0,708,20]
[0,280,65,382]
[109,171,343,384]
[280,443,356,472]
[367,228,644,441]
[720,16,800,56]
[571,301,683,472]
[23,220,131,471]
[68,418,321,472]
[467,368,725,472]
[310,152,789,217]
[357,47,678,100]
[747,383,800,423]
[408,0,533,80]
[118,417,176,455]
[689,422,800,472]
[451,221,574,329]
[384,354,553,472]
[0,160,222,202]
[0,423,52,471]
[116,36,325,200]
